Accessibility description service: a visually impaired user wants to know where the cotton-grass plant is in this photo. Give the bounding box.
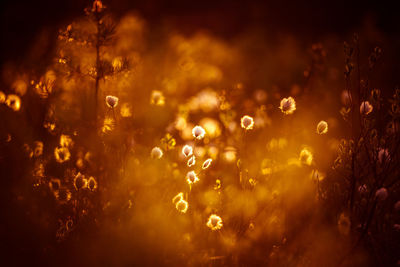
[316,120,328,134]
[57,0,129,123]
[3,2,400,265]
[151,146,163,159]
[182,145,193,157]
[240,115,254,130]
[170,124,218,222]
[279,96,296,115]
[192,125,206,140]
[206,214,223,231]
[329,35,400,263]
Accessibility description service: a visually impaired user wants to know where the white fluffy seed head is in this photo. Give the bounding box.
[206,214,223,230]
[182,145,193,157]
[175,199,188,213]
[279,97,296,115]
[106,95,119,108]
[192,126,206,140]
[186,171,199,185]
[241,115,254,130]
[202,158,212,169]
[187,156,196,167]
[316,120,328,134]
[151,146,163,159]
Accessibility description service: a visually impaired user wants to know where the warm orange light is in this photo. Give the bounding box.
[299,148,313,166]
[279,96,296,115]
[54,147,71,163]
[206,214,223,230]
[5,94,21,111]
[192,125,206,140]
[241,115,254,130]
[316,120,328,134]
[202,158,212,169]
[186,171,199,185]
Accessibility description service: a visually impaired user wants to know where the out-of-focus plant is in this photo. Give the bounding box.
[57,0,129,123]
[329,34,400,265]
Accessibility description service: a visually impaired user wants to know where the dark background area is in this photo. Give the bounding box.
[0,0,399,66]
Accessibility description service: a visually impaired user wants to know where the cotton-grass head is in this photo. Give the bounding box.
[175,199,189,213]
[65,218,74,231]
[360,101,373,115]
[74,172,87,190]
[54,187,72,204]
[316,120,328,134]
[150,90,165,106]
[60,134,73,148]
[151,146,163,159]
[299,148,313,166]
[182,145,193,157]
[102,117,115,134]
[341,90,352,106]
[375,187,388,201]
[192,125,206,140]
[206,214,223,231]
[5,94,21,111]
[202,158,212,169]
[92,0,104,13]
[378,148,390,164]
[49,178,61,192]
[33,141,44,157]
[87,176,98,191]
[358,184,367,194]
[187,156,196,167]
[279,96,296,115]
[54,147,71,163]
[106,95,119,108]
[172,192,184,204]
[0,91,6,103]
[241,115,254,130]
[186,171,199,185]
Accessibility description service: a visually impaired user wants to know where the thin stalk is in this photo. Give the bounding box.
[94,13,101,124]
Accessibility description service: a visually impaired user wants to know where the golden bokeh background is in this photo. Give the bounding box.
[1,0,400,266]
